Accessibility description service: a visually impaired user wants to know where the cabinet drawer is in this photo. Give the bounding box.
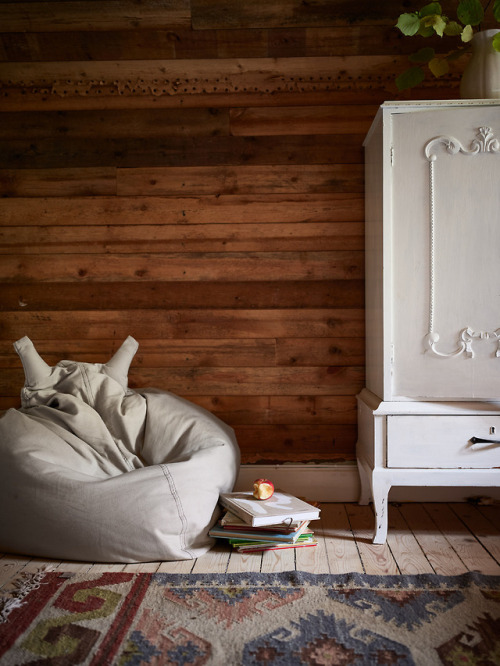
[387,416,500,468]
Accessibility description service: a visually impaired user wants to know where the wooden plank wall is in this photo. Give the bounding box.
[0,1,465,464]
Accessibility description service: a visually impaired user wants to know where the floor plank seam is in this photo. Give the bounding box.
[425,504,472,574]
[398,504,437,575]
[345,504,366,575]
[449,504,500,567]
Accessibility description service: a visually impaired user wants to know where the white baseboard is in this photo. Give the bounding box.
[235,463,360,502]
[235,463,500,503]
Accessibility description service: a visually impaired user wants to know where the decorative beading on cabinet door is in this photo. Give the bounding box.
[424,127,500,359]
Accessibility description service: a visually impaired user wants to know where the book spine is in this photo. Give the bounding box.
[237,543,317,553]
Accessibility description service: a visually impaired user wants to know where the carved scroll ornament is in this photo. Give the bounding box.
[424,126,500,359]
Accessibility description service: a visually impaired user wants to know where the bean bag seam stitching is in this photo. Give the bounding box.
[159,463,193,559]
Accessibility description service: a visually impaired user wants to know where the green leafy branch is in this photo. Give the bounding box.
[395,0,500,90]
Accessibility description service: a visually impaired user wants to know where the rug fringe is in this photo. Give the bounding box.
[0,567,51,623]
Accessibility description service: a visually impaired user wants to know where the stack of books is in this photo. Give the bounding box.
[209,490,320,553]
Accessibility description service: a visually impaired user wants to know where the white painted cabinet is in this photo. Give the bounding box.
[358,101,500,543]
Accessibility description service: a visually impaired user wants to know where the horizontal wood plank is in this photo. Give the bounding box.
[116,164,364,196]
[2,252,364,282]
[0,1,191,32]
[0,55,405,88]
[0,164,363,197]
[234,424,357,462]
[191,0,419,29]
[0,167,116,196]
[0,391,356,426]
[302,25,461,58]
[0,26,462,62]
[0,85,460,113]
[1,366,364,396]
[0,56,461,111]
[229,105,377,136]
[0,339,276,367]
[0,337,361,369]
[0,194,365,226]
[192,395,357,425]
[0,280,364,311]
[276,338,364,366]
[0,0,479,36]
[0,134,364,169]
[0,309,364,341]
[0,108,230,139]
[0,338,264,364]
[0,222,363,254]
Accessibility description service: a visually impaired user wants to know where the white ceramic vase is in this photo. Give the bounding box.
[460,29,500,99]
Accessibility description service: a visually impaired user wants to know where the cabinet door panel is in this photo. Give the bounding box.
[391,108,500,400]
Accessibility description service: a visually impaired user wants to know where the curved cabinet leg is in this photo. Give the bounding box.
[371,474,391,544]
[357,458,372,505]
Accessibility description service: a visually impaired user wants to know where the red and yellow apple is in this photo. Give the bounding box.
[253,478,274,500]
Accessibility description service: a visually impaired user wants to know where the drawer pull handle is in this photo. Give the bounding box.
[470,436,500,449]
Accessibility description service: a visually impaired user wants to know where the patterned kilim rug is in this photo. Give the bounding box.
[1,569,500,665]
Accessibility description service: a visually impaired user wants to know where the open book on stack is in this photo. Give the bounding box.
[209,490,320,553]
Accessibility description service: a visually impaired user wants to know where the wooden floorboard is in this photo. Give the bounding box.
[345,503,399,575]
[425,503,500,575]
[323,504,364,574]
[1,503,500,589]
[386,504,434,575]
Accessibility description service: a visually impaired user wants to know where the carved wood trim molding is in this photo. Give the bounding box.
[424,126,500,359]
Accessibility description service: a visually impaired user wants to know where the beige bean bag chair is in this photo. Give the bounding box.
[0,336,240,562]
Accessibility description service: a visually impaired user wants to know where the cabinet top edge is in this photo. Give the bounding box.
[357,390,500,415]
[381,99,500,109]
[364,99,500,145]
